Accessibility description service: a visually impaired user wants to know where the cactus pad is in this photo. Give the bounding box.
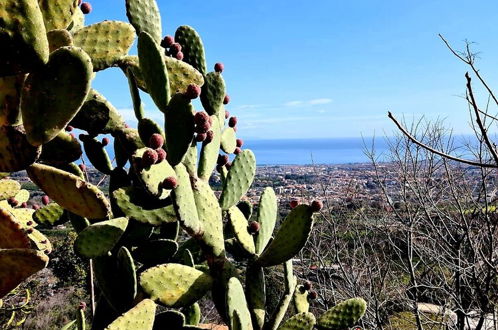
[39,131,82,165]
[0,207,30,248]
[256,205,314,267]
[220,128,237,154]
[82,136,113,175]
[27,228,52,253]
[316,298,367,330]
[172,164,202,235]
[10,208,36,228]
[74,217,128,258]
[27,163,111,219]
[0,179,20,200]
[228,206,255,255]
[165,57,205,93]
[246,265,265,330]
[21,46,92,146]
[105,299,156,330]
[0,0,49,76]
[278,312,316,330]
[153,310,185,330]
[138,118,164,147]
[137,31,170,112]
[255,187,277,254]
[140,263,213,307]
[0,249,49,298]
[200,72,226,116]
[125,0,162,44]
[117,246,137,308]
[227,277,253,330]
[33,202,65,226]
[47,29,73,53]
[38,0,79,31]
[183,303,201,326]
[0,125,41,172]
[113,187,176,226]
[219,150,256,210]
[133,239,178,265]
[198,115,221,180]
[175,26,207,75]
[73,21,135,71]
[165,94,195,166]
[0,74,24,126]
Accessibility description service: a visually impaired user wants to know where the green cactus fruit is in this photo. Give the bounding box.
[113,187,176,226]
[192,178,225,258]
[138,31,170,112]
[133,239,178,266]
[0,125,41,172]
[255,187,277,254]
[82,136,113,175]
[237,200,253,221]
[132,147,177,199]
[39,131,82,165]
[0,0,49,76]
[21,46,92,146]
[278,312,316,330]
[33,202,65,226]
[228,206,255,255]
[74,217,128,258]
[316,298,367,330]
[125,0,161,44]
[153,310,185,330]
[198,115,221,180]
[174,26,207,75]
[293,285,310,314]
[104,299,156,330]
[38,0,79,31]
[219,150,256,210]
[256,205,314,267]
[140,263,213,307]
[200,72,226,116]
[183,303,201,326]
[0,179,20,200]
[227,277,253,330]
[70,89,126,136]
[27,227,52,254]
[172,164,202,235]
[0,248,49,298]
[165,95,196,165]
[0,207,30,248]
[47,29,73,53]
[221,128,237,154]
[73,21,135,71]
[0,74,24,126]
[246,265,265,330]
[27,163,111,219]
[138,118,164,149]
[117,246,137,308]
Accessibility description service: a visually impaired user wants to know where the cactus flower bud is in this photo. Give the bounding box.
[149,133,164,149]
[170,43,182,53]
[194,111,210,126]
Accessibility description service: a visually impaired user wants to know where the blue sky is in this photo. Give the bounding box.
[88,0,498,140]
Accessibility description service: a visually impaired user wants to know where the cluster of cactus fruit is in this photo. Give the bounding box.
[0,0,367,329]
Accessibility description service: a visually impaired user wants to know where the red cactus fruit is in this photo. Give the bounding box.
[65,125,74,132]
[170,43,182,53]
[214,62,224,73]
[248,221,260,234]
[225,162,232,170]
[176,51,184,61]
[7,197,18,207]
[236,138,243,147]
[311,200,323,212]
[185,84,201,99]
[79,164,86,172]
[79,302,87,311]
[141,149,158,167]
[156,148,166,163]
[194,111,210,126]
[162,176,178,189]
[26,228,34,234]
[42,195,49,206]
[204,130,214,144]
[223,95,230,105]
[27,221,33,226]
[21,202,28,208]
[290,200,299,209]
[303,281,312,291]
[308,291,318,300]
[32,204,40,210]
[101,137,109,146]
[217,154,229,166]
[225,110,230,119]
[161,35,174,48]
[196,133,207,142]
[80,2,92,14]
[149,133,164,149]
[195,122,210,134]
[228,116,237,128]
[234,147,241,155]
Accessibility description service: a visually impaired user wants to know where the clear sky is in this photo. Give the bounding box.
[88,0,498,140]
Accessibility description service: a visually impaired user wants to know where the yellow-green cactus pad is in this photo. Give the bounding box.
[220,128,237,154]
[27,163,111,219]
[0,179,20,200]
[13,189,29,204]
[278,312,315,330]
[27,228,52,254]
[227,277,252,330]
[172,164,202,235]
[38,0,79,31]
[33,202,65,226]
[165,94,195,166]
[219,150,256,210]
[39,131,82,165]
[0,0,49,76]
[140,263,213,308]
[0,207,30,248]
[246,265,265,330]
[74,217,128,258]
[316,298,367,330]
[21,46,92,146]
[200,72,225,116]
[73,21,135,71]
[175,26,207,76]
[255,187,277,255]
[105,299,156,330]
[47,29,73,53]
[198,115,221,180]
[228,206,255,255]
[0,125,41,172]
[125,0,162,44]
[10,208,36,228]
[293,285,310,314]
[0,248,49,298]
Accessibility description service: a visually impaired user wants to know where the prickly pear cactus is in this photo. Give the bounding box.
[0,0,367,329]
